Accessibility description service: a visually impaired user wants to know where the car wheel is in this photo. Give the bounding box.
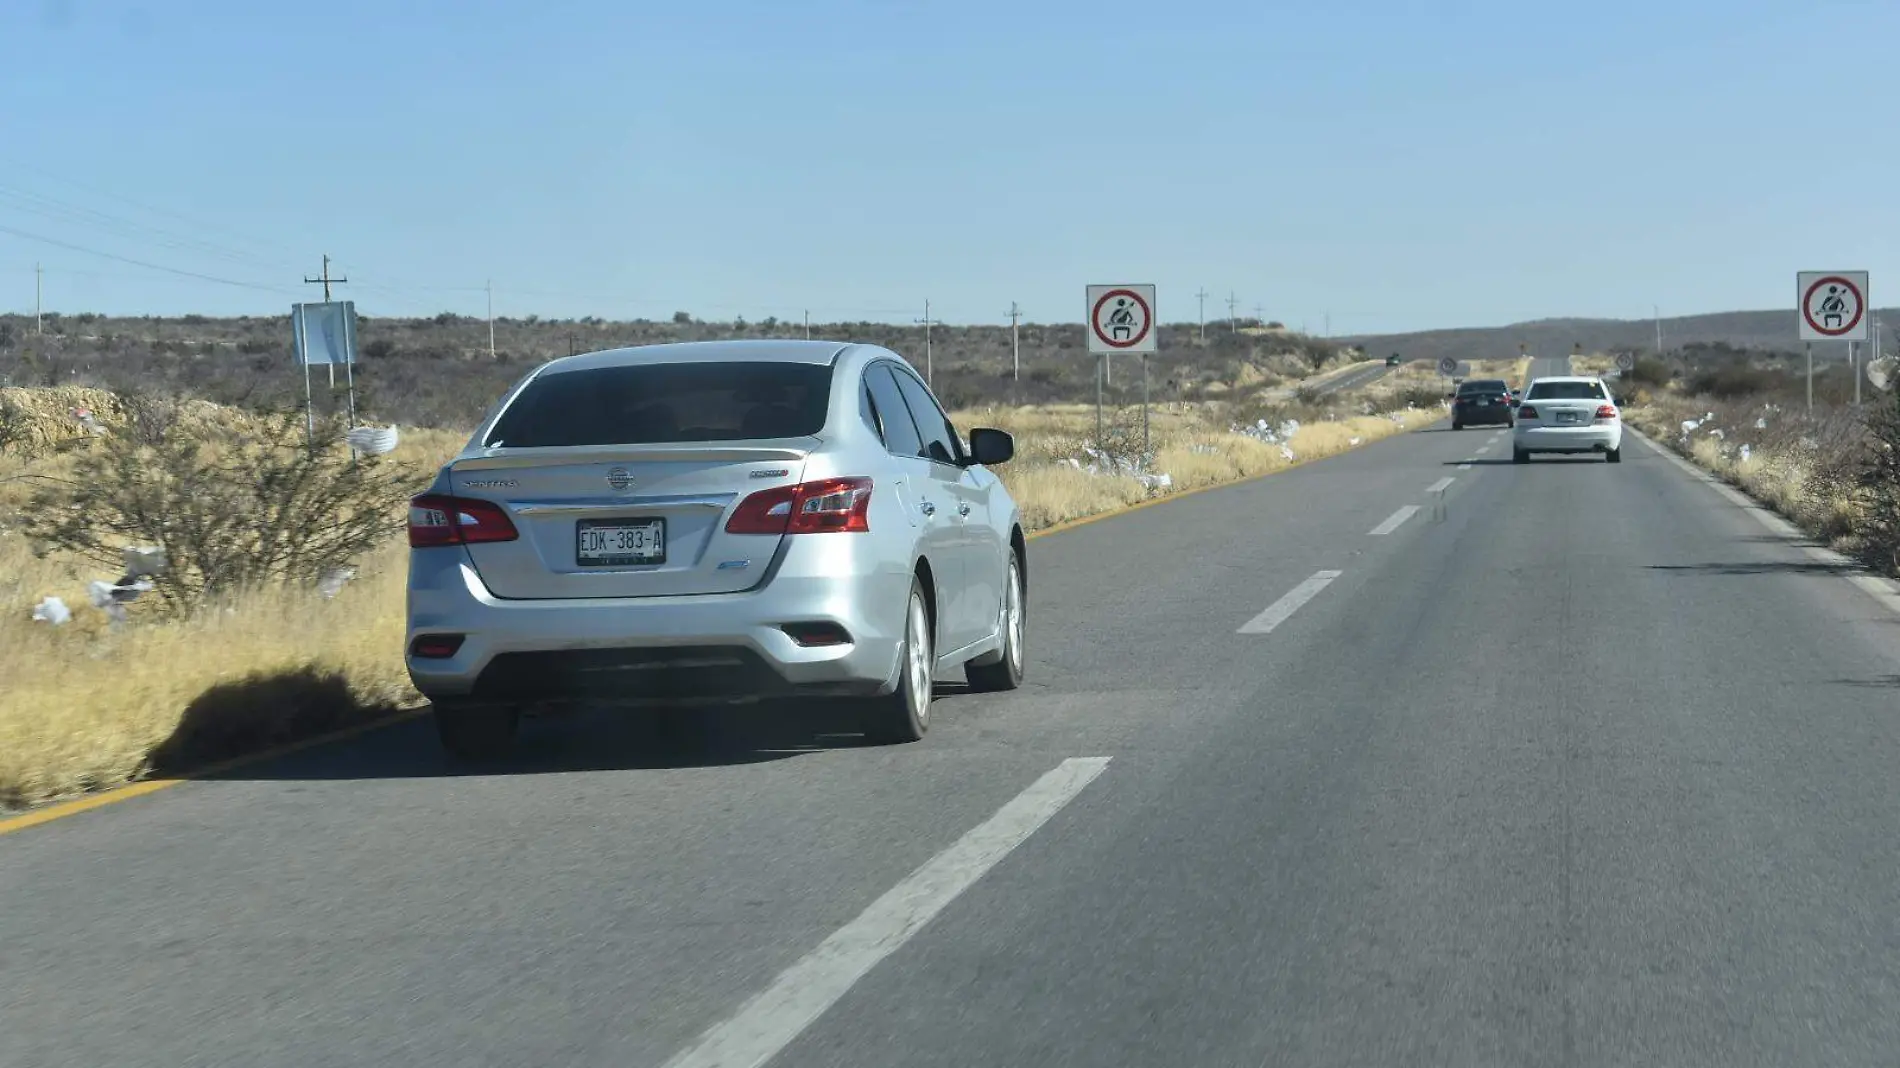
[862,575,933,744]
[433,700,519,761]
[1512,448,1529,464]
[966,551,1025,693]
[1452,422,1463,431]
[1606,446,1622,464]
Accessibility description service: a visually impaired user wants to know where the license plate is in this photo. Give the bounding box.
[577,518,666,566]
[1556,411,1579,424]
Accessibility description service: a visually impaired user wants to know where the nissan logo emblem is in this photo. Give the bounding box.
[606,467,634,490]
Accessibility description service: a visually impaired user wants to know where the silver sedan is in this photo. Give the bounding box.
[405,339,1028,758]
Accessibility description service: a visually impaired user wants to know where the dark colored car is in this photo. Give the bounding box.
[1450,378,1515,429]
[1386,353,1402,367]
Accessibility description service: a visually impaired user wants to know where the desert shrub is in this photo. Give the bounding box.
[1687,365,1784,399]
[1394,385,1447,409]
[1622,356,1672,388]
[23,397,420,615]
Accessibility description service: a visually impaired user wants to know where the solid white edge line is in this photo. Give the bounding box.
[659,756,1113,1068]
[1425,476,1455,494]
[1238,570,1344,634]
[1367,505,1420,537]
[1627,427,1900,621]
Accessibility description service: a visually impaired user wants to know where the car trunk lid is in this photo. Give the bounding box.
[450,443,812,599]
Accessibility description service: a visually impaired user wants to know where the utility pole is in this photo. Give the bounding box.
[803,309,810,340]
[567,331,577,357]
[35,262,43,335]
[304,253,346,302]
[1324,312,1331,338]
[1195,287,1208,344]
[1254,303,1264,326]
[486,279,496,360]
[1008,301,1022,380]
[914,299,943,384]
[304,254,348,388]
[1654,304,1663,357]
[1226,291,1239,334]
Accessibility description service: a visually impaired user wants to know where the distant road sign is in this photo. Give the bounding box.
[1616,352,1636,372]
[1087,285,1157,355]
[1436,356,1458,376]
[1798,271,1869,342]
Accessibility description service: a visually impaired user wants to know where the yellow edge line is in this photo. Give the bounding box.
[0,707,429,837]
[2,411,1442,836]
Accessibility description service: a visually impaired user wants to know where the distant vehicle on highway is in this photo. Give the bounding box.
[1512,376,1622,463]
[1385,353,1402,367]
[1449,378,1515,430]
[405,339,1028,759]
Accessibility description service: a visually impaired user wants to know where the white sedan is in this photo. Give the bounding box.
[1512,376,1623,463]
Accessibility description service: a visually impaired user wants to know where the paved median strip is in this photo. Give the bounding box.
[1238,570,1344,635]
[660,756,1113,1068]
[1368,505,1419,536]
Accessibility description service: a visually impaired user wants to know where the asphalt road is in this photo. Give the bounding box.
[1311,361,1394,395]
[11,354,1900,1067]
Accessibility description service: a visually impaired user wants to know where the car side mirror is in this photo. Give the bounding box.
[967,427,1014,466]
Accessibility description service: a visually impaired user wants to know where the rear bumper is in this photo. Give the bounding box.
[404,539,911,703]
[1514,423,1623,452]
[1453,406,1513,425]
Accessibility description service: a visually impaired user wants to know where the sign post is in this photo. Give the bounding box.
[1798,271,1871,414]
[1086,284,1157,453]
[291,300,360,456]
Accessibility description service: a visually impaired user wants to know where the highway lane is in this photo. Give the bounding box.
[10,377,1900,1065]
[1310,362,1394,396]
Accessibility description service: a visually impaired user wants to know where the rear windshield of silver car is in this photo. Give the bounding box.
[1525,381,1607,400]
[483,361,833,447]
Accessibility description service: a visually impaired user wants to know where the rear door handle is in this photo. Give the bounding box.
[957,502,971,516]
[921,501,936,517]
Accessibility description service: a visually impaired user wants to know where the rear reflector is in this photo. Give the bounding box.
[781,622,853,647]
[1517,404,1539,419]
[409,494,519,547]
[727,477,872,535]
[409,634,465,659]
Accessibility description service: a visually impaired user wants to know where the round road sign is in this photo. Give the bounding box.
[1803,275,1865,339]
[1436,356,1458,376]
[1616,352,1636,372]
[1090,288,1152,350]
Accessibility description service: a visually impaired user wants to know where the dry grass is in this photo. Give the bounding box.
[1621,391,1864,550]
[1,388,1432,810]
[0,419,466,809]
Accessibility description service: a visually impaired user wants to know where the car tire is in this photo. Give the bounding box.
[862,575,933,744]
[433,700,519,761]
[966,551,1025,693]
[1512,448,1529,464]
[1606,446,1622,464]
[1452,422,1464,431]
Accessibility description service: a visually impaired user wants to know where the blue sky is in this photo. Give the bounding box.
[1,0,1894,333]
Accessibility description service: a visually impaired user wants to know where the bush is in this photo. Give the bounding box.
[1622,356,1672,388]
[1687,365,1784,399]
[23,396,420,615]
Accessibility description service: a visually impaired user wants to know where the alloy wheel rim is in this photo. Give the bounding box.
[1006,561,1024,674]
[906,595,931,724]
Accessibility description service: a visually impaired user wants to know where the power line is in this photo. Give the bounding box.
[0,222,295,294]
